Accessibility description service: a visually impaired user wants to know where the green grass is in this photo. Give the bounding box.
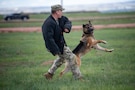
[0,11,135,27]
[1,12,135,20]
[0,21,43,28]
[0,28,135,90]
[1,11,134,20]
[0,17,134,28]
[64,11,135,18]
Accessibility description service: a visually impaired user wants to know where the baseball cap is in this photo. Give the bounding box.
[51,4,65,11]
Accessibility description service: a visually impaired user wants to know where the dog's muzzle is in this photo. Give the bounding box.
[85,27,94,34]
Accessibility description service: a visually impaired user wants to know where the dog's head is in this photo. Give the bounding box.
[82,21,94,35]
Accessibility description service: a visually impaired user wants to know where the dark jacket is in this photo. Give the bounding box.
[42,15,72,56]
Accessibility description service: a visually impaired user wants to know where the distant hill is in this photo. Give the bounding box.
[0,1,135,15]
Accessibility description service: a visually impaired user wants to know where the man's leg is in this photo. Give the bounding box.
[68,54,82,79]
[63,46,82,79]
[44,56,65,80]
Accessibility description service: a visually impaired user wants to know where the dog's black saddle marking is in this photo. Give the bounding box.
[72,41,84,54]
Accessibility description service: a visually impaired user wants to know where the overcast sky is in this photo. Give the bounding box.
[0,0,132,8]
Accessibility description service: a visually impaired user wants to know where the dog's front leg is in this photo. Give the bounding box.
[92,40,107,45]
[93,44,114,52]
[97,40,107,44]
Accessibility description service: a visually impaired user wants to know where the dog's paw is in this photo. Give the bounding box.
[59,72,63,77]
[106,49,114,52]
[102,40,107,44]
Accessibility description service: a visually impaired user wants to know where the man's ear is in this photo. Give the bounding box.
[82,24,85,28]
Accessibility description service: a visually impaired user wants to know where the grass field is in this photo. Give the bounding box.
[0,28,135,90]
[0,12,135,27]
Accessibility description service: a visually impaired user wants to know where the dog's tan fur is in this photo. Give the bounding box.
[60,21,114,77]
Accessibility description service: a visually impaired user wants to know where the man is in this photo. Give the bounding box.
[42,4,82,80]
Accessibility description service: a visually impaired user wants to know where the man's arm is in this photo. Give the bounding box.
[60,16,72,33]
[42,23,60,56]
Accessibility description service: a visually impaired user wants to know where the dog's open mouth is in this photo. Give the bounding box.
[84,28,94,34]
[88,28,94,33]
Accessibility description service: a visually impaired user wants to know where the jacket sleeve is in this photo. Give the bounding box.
[62,16,72,33]
[42,23,60,56]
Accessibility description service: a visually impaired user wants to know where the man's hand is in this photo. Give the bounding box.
[64,29,69,33]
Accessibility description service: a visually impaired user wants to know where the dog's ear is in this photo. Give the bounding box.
[89,20,92,26]
[82,24,85,28]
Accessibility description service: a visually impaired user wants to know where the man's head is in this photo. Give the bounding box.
[51,4,65,18]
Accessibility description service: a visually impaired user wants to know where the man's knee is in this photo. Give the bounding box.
[55,57,65,67]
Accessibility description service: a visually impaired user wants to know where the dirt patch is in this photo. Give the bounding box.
[41,60,54,66]
[0,23,135,33]
[0,61,35,67]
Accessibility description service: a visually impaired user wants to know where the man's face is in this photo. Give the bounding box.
[56,10,63,18]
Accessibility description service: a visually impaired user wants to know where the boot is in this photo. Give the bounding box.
[44,72,53,80]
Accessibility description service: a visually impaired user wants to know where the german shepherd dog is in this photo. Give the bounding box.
[60,21,114,77]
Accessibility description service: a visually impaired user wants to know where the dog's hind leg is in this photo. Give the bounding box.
[59,63,70,77]
[76,56,81,67]
[60,56,81,77]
